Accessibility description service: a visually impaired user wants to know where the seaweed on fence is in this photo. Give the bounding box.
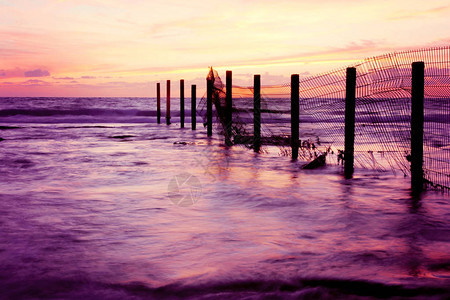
[199,47,450,189]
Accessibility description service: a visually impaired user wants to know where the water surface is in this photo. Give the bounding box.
[0,97,449,299]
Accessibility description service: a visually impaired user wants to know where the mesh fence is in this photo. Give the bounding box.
[199,46,450,189]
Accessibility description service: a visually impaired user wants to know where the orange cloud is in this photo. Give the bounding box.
[388,5,450,20]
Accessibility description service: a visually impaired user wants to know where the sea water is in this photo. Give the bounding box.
[0,97,449,299]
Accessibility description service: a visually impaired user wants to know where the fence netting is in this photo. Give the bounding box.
[199,46,450,190]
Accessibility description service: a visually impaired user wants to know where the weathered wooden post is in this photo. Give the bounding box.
[180,79,185,128]
[166,80,171,125]
[226,71,233,145]
[411,61,425,194]
[156,82,161,124]
[291,74,299,160]
[207,78,213,137]
[254,74,261,152]
[191,84,196,130]
[345,67,356,179]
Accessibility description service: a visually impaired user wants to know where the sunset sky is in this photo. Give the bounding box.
[1,0,449,97]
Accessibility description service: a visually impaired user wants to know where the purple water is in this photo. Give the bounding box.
[0,97,449,299]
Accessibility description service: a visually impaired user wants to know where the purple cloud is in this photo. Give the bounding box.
[53,76,74,80]
[21,79,50,86]
[24,69,50,77]
[0,68,25,78]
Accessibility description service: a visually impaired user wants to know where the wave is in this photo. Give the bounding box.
[0,108,195,124]
[0,106,447,125]
[1,276,448,300]
[0,108,159,117]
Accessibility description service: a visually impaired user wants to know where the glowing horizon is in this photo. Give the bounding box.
[1,0,449,97]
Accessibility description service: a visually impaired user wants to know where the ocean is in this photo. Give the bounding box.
[0,97,449,299]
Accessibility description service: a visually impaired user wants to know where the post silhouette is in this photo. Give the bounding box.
[411,61,425,194]
[207,78,213,137]
[226,71,233,145]
[166,80,171,125]
[191,84,196,130]
[345,67,356,179]
[156,83,161,124]
[254,74,261,152]
[291,74,299,160]
[180,79,185,128]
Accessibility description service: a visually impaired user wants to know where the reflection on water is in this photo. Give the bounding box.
[0,123,449,299]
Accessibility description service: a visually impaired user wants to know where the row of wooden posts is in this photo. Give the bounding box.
[156,62,425,194]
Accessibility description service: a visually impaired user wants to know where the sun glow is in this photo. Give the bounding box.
[1,0,449,96]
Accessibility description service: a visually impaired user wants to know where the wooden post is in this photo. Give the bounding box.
[156,83,161,124]
[207,78,213,137]
[180,79,185,128]
[166,80,171,125]
[226,70,233,145]
[191,84,196,130]
[345,67,356,179]
[291,74,299,160]
[411,61,425,194]
[254,74,261,152]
